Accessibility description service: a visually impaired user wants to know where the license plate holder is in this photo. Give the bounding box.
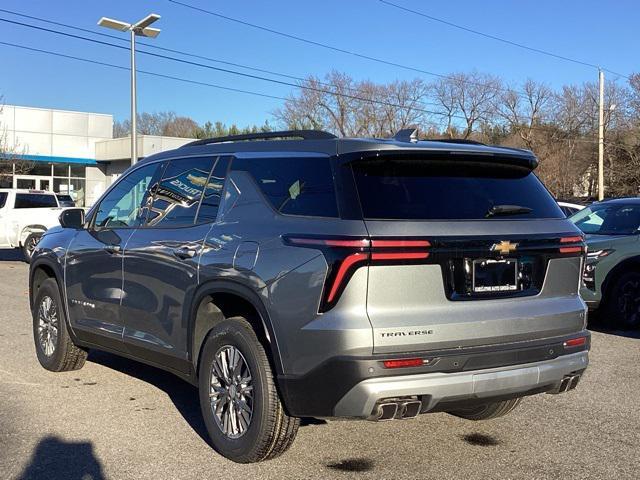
[472,258,518,293]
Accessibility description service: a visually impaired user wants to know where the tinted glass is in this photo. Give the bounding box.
[14,193,58,208]
[351,158,563,220]
[94,163,162,228]
[571,203,640,235]
[233,156,338,217]
[146,156,216,227]
[0,192,7,208]
[196,156,229,224]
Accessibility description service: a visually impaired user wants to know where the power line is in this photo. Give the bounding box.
[0,16,468,121]
[165,0,536,98]
[0,23,619,147]
[0,7,444,108]
[379,0,631,80]
[0,40,287,102]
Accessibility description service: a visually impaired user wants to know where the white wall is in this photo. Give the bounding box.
[0,105,113,159]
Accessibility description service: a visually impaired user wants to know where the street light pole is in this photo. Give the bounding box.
[598,69,605,201]
[130,28,137,165]
[98,14,161,165]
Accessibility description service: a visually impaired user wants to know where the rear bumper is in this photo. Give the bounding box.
[277,331,590,418]
[334,350,588,418]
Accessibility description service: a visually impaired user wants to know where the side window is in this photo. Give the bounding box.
[14,193,58,208]
[0,192,8,209]
[146,156,216,227]
[232,156,338,217]
[94,163,163,228]
[195,156,230,224]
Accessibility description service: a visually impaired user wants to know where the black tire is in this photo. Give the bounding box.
[604,271,640,330]
[198,317,299,463]
[448,398,522,421]
[32,278,87,372]
[22,232,42,264]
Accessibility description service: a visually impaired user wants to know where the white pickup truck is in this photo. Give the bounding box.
[0,189,75,262]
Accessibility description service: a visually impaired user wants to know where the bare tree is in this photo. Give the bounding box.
[496,79,552,149]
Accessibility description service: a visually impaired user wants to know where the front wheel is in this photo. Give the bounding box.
[604,271,640,329]
[198,317,299,463]
[448,398,522,421]
[22,232,42,263]
[32,278,87,371]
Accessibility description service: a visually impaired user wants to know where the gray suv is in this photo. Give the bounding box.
[29,130,590,463]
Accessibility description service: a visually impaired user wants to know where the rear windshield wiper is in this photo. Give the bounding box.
[485,204,533,218]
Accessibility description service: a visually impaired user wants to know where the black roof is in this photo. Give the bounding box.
[138,129,538,170]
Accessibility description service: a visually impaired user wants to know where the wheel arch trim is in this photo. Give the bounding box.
[189,280,283,378]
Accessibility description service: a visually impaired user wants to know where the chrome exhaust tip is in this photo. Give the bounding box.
[548,373,582,395]
[370,402,398,421]
[396,400,422,419]
[568,374,581,390]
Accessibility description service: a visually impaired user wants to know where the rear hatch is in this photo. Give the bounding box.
[348,152,586,354]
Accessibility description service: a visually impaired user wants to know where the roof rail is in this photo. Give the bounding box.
[426,138,486,146]
[182,129,337,147]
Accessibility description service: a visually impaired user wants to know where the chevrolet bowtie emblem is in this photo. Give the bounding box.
[491,240,518,255]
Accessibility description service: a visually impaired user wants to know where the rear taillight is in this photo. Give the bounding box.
[283,236,430,311]
[559,236,585,255]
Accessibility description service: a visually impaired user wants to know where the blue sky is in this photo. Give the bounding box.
[0,0,636,128]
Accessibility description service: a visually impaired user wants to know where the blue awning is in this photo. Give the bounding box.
[14,154,97,165]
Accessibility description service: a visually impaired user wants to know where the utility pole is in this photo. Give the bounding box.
[598,69,605,201]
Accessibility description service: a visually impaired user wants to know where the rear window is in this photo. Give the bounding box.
[14,193,58,209]
[232,156,338,217]
[0,192,7,209]
[351,158,563,220]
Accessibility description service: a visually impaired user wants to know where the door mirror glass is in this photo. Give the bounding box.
[59,208,85,229]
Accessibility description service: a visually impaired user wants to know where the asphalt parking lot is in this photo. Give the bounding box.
[0,252,639,480]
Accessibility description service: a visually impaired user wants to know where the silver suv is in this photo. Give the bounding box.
[29,130,590,463]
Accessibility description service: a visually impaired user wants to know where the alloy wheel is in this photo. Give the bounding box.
[618,276,640,328]
[209,345,254,438]
[37,295,59,357]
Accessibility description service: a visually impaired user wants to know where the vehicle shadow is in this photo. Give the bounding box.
[86,350,210,444]
[0,248,24,262]
[588,311,640,339]
[14,435,105,480]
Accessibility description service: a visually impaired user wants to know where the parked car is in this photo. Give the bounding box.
[29,130,590,463]
[55,194,76,207]
[570,198,640,329]
[0,189,74,262]
[557,201,586,217]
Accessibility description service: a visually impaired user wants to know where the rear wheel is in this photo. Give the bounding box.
[32,278,87,371]
[448,398,522,421]
[198,317,299,463]
[604,271,640,329]
[22,232,42,263]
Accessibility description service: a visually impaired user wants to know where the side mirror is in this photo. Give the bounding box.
[59,208,86,229]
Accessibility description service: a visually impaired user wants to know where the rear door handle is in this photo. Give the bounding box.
[104,244,121,254]
[173,246,197,260]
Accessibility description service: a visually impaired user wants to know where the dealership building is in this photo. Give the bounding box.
[0,105,192,206]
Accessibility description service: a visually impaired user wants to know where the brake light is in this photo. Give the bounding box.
[559,236,585,255]
[383,358,424,369]
[283,236,431,311]
[326,252,368,303]
[563,337,587,348]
